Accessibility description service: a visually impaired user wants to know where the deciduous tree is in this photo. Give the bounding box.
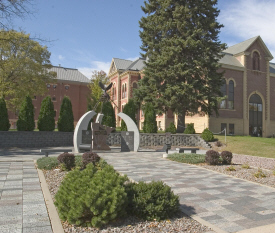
[135,0,226,132]
[0,30,56,109]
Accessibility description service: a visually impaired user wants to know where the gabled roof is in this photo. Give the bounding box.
[49,66,90,84]
[126,58,146,71]
[223,36,259,55]
[219,53,243,68]
[270,63,275,74]
[113,58,133,70]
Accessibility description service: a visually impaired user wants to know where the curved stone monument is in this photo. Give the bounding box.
[73,110,96,153]
[118,112,140,152]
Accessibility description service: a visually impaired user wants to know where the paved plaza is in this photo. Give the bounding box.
[1,148,275,232]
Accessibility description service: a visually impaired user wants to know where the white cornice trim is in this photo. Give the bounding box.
[221,64,245,71]
[270,73,275,77]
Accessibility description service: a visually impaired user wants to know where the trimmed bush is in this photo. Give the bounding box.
[16,96,35,131]
[37,157,58,170]
[143,102,158,133]
[165,122,177,134]
[184,123,196,134]
[201,128,214,142]
[54,163,128,228]
[102,101,116,128]
[82,152,100,168]
[37,96,55,131]
[0,97,10,131]
[57,96,74,132]
[57,152,75,170]
[121,99,137,131]
[125,181,180,221]
[221,151,233,165]
[205,150,220,165]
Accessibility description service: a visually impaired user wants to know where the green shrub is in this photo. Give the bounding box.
[37,96,55,131]
[201,128,214,142]
[226,165,236,171]
[205,150,220,165]
[55,163,128,228]
[184,123,195,134]
[57,96,74,132]
[125,181,179,221]
[143,102,158,133]
[121,99,137,131]
[0,97,10,131]
[57,152,75,170]
[167,153,205,164]
[254,168,266,178]
[101,101,116,128]
[75,155,82,168]
[16,96,35,131]
[82,152,100,168]
[37,157,58,170]
[165,122,177,134]
[220,151,233,164]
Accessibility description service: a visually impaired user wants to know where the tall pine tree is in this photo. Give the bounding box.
[37,96,55,131]
[135,0,226,132]
[0,97,10,131]
[16,96,35,131]
[121,99,137,131]
[58,96,74,132]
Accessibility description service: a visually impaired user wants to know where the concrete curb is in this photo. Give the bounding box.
[36,160,64,233]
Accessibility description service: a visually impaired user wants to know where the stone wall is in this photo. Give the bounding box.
[0,131,73,148]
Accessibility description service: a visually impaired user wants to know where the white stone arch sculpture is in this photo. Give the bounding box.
[73,110,97,153]
[118,112,140,152]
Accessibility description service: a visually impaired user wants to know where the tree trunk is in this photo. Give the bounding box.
[176,110,186,133]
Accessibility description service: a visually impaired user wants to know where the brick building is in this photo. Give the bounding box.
[108,36,275,137]
[8,66,90,129]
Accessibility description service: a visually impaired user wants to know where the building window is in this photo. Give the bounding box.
[220,79,226,109]
[52,96,56,101]
[47,84,51,88]
[158,121,162,131]
[54,110,57,117]
[229,124,234,135]
[65,85,69,90]
[53,84,57,89]
[125,83,127,98]
[221,123,227,133]
[33,96,37,100]
[122,84,125,99]
[133,82,138,89]
[112,86,116,100]
[228,80,234,109]
[253,52,260,71]
[122,105,124,112]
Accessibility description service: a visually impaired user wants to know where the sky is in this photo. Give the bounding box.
[11,0,275,78]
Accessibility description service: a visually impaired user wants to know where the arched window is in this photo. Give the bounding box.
[220,79,226,109]
[133,82,138,89]
[253,52,260,71]
[122,84,124,99]
[228,80,234,109]
[125,83,127,98]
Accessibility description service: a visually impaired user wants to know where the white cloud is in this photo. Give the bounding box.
[78,60,111,79]
[58,55,65,60]
[219,0,275,61]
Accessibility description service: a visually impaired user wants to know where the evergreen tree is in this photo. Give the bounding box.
[101,101,116,128]
[16,96,35,131]
[57,96,74,132]
[143,102,157,133]
[0,97,10,131]
[37,96,55,131]
[135,0,226,133]
[121,99,137,131]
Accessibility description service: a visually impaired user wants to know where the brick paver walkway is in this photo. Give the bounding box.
[99,151,275,233]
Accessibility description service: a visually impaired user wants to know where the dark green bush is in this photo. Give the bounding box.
[121,99,137,131]
[16,96,35,131]
[184,123,196,134]
[143,102,158,133]
[37,96,55,131]
[0,97,10,131]
[57,96,74,132]
[167,153,205,164]
[205,150,220,165]
[82,152,100,168]
[54,163,128,228]
[165,122,177,134]
[57,152,75,170]
[220,151,233,164]
[101,101,116,128]
[37,157,58,170]
[125,180,179,221]
[201,128,214,142]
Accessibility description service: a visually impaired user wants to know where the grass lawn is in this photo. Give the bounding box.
[214,135,275,158]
